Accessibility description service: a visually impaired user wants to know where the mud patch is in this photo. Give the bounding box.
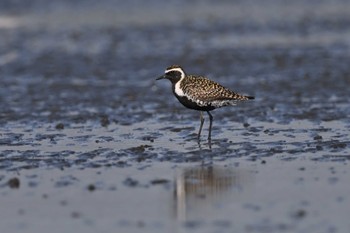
[1,1,350,233]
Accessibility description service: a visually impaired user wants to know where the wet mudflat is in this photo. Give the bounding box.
[0,1,350,233]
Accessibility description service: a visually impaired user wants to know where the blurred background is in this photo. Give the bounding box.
[0,0,349,126]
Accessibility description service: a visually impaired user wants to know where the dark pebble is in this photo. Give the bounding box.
[292,209,307,219]
[123,177,139,187]
[55,123,64,130]
[87,184,96,192]
[100,116,110,127]
[150,179,170,185]
[8,177,20,189]
[127,145,152,153]
[71,211,81,219]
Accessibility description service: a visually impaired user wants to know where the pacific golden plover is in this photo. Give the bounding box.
[156,65,254,140]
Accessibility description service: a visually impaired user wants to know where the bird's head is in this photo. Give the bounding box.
[156,65,185,84]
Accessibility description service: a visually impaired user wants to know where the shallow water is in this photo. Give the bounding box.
[0,0,350,233]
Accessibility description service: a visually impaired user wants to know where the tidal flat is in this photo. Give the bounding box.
[0,1,349,232]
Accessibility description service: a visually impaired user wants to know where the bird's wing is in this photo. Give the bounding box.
[183,76,247,102]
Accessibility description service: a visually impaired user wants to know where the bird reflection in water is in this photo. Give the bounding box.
[173,165,254,221]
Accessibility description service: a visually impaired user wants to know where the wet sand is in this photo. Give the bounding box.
[0,1,350,232]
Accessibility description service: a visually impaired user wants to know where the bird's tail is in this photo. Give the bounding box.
[234,94,255,100]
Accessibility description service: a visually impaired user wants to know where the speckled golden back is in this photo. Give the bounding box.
[180,75,250,102]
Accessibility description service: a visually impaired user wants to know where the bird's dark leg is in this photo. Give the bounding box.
[207,111,213,140]
[198,111,205,139]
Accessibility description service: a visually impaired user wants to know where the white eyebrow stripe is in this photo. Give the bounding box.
[165,68,185,79]
[165,67,183,73]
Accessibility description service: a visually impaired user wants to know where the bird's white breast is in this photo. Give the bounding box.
[174,79,185,97]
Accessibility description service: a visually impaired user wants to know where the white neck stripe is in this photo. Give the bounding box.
[174,80,185,96]
[167,68,186,97]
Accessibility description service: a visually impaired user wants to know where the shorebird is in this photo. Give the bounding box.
[156,65,254,140]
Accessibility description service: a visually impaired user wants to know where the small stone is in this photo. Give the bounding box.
[71,211,81,219]
[87,184,96,192]
[8,177,20,189]
[293,209,307,219]
[150,179,169,185]
[123,177,139,187]
[100,116,110,127]
[55,123,64,130]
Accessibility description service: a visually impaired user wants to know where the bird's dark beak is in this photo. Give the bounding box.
[156,74,166,80]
